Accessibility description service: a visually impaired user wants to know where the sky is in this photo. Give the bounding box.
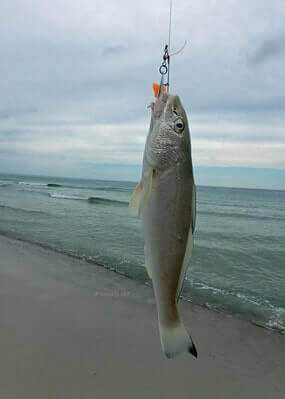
[0,0,284,189]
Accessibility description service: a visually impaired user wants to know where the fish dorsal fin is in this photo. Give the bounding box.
[128,170,154,217]
[176,184,196,302]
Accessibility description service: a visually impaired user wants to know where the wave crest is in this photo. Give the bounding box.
[48,193,128,206]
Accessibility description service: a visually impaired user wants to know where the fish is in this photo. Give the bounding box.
[129,90,197,359]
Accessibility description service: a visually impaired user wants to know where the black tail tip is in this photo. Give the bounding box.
[189,342,198,359]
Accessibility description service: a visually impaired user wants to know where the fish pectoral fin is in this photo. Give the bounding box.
[129,181,143,216]
[128,170,154,217]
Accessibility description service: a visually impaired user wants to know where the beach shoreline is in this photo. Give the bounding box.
[1,229,284,335]
[0,234,284,398]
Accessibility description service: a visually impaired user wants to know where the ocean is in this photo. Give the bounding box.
[0,173,284,333]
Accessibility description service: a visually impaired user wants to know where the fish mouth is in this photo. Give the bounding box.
[151,93,181,121]
[151,92,169,118]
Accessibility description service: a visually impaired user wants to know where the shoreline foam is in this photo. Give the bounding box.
[0,230,284,335]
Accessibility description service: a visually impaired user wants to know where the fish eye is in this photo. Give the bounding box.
[173,117,185,134]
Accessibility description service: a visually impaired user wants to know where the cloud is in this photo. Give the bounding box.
[190,112,285,144]
[101,44,128,57]
[249,36,285,66]
[0,107,38,120]
[192,140,285,169]
[0,0,284,184]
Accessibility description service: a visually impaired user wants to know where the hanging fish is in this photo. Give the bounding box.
[129,85,197,359]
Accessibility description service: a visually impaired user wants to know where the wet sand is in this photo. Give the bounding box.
[0,234,284,398]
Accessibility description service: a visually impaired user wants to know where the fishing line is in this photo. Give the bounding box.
[167,0,173,91]
[158,1,172,96]
[158,0,186,96]
[168,0,173,53]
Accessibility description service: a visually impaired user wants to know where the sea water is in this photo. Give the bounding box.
[0,173,284,332]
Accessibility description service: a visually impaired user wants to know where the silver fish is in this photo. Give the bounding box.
[129,92,197,358]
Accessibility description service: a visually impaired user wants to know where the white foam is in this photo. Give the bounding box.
[19,181,46,187]
[49,193,84,200]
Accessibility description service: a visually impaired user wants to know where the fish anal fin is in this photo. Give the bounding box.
[192,184,196,234]
[146,263,152,279]
[176,231,193,303]
[176,184,196,301]
[144,245,152,279]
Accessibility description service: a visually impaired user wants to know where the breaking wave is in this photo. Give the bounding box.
[49,193,84,200]
[49,193,128,207]
[87,197,128,206]
[47,183,62,187]
[19,181,62,188]
[18,180,133,192]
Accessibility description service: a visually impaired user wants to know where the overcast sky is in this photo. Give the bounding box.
[0,1,284,188]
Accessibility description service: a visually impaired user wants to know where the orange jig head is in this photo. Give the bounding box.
[152,82,166,99]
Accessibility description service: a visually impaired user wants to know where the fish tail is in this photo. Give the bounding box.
[158,317,197,359]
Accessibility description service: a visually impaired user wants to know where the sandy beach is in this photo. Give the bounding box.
[0,234,284,399]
